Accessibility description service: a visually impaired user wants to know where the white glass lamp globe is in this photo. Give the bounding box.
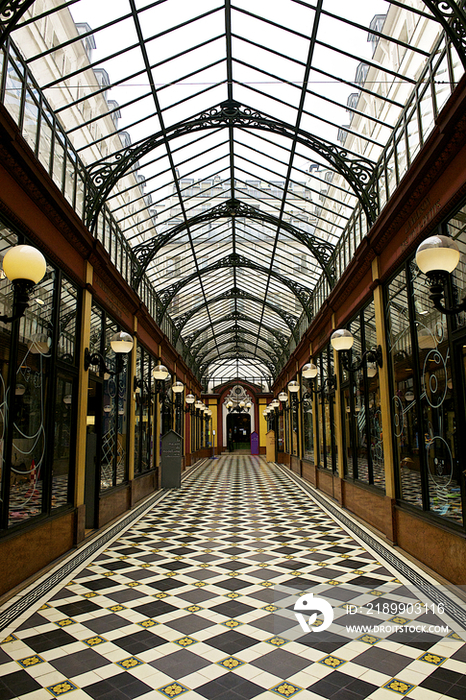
[246,401,252,409]
[172,381,184,394]
[367,362,377,378]
[110,331,133,354]
[3,245,46,284]
[153,364,170,380]
[331,329,354,351]
[271,399,279,409]
[415,235,460,274]
[226,400,233,409]
[288,380,300,393]
[206,409,212,417]
[239,400,245,408]
[302,362,318,379]
[195,400,203,409]
[278,391,288,402]
[186,393,195,404]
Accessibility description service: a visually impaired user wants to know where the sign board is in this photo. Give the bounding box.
[266,430,276,463]
[250,431,259,455]
[161,430,183,489]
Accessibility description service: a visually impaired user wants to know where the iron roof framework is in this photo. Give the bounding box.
[1,0,466,385]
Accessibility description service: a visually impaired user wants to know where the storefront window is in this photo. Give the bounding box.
[340,302,384,490]
[0,224,78,531]
[302,377,314,462]
[386,258,463,524]
[315,345,337,472]
[134,346,155,475]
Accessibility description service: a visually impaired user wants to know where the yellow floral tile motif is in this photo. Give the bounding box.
[262,605,278,612]
[222,620,243,628]
[138,619,158,628]
[317,562,327,567]
[339,554,350,559]
[82,592,97,598]
[166,572,177,577]
[152,548,161,553]
[127,581,140,587]
[418,652,446,666]
[194,581,206,587]
[217,656,245,670]
[256,548,265,553]
[107,605,126,612]
[118,556,128,560]
[103,572,115,577]
[308,548,317,552]
[311,618,324,627]
[226,591,240,599]
[266,636,288,646]
[388,616,410,625]
[327,580,340,586]
[65,581,75,586]
[46,680,79,696]
[199,563,210,568]
[203,549,213,553]
[141,563,152,568]
[392,578,402,584]
[154,592,169,599]
[228,572,239,577]
[382,678,415,695]
[284,555,294,560]
[39,604,50,610]
[174,637,198,647]
[448,632,464,641]
[116,656,144,669]
[357,634,381,645]
[319,656,346,668]
[173,556,184,561]
[56,619,75,627]
[17,655,44,668]
[270,681,303,697]
[82,636,106,647]
[229,555,239,560]
[261,581,273,587]
[369,590,383,596]
[353,570,366,575]
[258,563,268,568]
[184,605,203,612]
[157,683,190,698]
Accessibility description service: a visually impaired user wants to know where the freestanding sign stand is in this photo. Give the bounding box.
[161,430,183,488]
[266,430,276,462]
[250,431,259,455]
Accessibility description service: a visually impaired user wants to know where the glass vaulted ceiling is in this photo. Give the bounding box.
[8,0,462,387]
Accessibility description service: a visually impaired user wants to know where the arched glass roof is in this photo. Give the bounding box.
[5,0,465,386]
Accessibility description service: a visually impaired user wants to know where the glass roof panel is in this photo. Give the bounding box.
[9,0,457,383]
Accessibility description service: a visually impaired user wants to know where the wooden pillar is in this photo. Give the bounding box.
[75,263,93,508]
[331,314,345,478]
[127,318,137,482]
[372,257,396,499]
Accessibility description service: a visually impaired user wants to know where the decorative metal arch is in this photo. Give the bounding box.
[172,288,299,344]
[191,326,281,363]
[157,253,313,325]
[198,351,277,379]
[0,0,36,46]
[194,336,278,370]
[84,100,378,230]
[184,312,289,351]
[133,198,335,289]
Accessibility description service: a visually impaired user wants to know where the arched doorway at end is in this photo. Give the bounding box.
[227,412,251,452]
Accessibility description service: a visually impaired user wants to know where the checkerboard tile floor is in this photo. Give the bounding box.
[1,456,465,699]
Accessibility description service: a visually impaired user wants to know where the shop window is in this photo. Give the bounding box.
[0,224,78,532]
[315,345,337,472]
[385,256,463,525]
[340,301,385,490]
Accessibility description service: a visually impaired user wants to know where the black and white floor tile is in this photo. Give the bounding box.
[1,456,465,699]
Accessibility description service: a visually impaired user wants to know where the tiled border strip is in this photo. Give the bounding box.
[0,458,210,634]
[274,463,466,630]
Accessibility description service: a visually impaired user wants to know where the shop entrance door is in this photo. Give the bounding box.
[84,379,102,530]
